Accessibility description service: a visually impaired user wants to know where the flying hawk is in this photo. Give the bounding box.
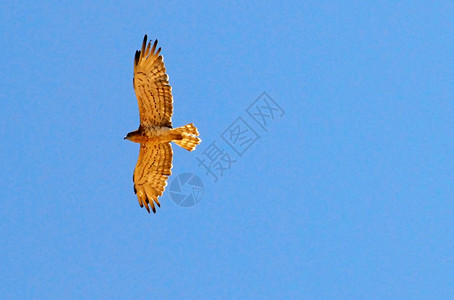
[124,35,201,213]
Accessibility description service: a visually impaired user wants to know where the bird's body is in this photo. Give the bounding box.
[126,126,175,144]
[125,35,201,213]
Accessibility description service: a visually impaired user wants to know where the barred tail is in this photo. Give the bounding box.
[172,123,201,151]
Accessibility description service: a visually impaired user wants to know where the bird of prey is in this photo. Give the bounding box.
[124,35,201,213]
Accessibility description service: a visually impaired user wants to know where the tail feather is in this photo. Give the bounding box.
[172,123,201,151]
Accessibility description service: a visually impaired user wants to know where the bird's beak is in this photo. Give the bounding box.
[124,136,127,140]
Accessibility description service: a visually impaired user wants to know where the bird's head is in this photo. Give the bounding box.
[124,130,142,143]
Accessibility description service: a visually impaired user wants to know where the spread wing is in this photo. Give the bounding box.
[133,143,173,213]
[133,35,173,127]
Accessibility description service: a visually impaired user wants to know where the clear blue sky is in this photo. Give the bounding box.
[1,1,454,299]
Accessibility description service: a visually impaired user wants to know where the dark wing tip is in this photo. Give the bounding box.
[134,50,140,65]
[152,206,156,214]
[140,35,147,56]
[150,39,158,54]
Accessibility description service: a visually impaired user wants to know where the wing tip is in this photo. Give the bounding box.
[142,194,158,214]
[151,39,158,53]
[134,50,140,66]
[136,35,161,65]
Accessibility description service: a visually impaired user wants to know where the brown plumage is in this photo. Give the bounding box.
[125,35,201,214]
